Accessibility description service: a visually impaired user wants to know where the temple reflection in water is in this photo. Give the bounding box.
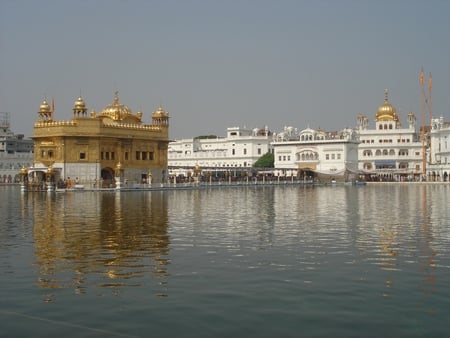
[28,191,169,296]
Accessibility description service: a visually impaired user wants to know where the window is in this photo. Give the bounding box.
[232,149,235,155]
[326,154,329,160]
[111,152,115,160]
[136,151,140,160]
[125,152,129,160]
[331,154,335,160]
[337,154,341,160]
[149,152,154,160]
[258,148,261,155]
[79,152,86,160]
[142,151,147,160]
[105,152,110,160]
[243,148,247,155]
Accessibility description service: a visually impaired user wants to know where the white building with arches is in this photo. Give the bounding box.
[168,126,272,177]
[356,90,423,181]
[427,116,450,181]
[272,125,359,181]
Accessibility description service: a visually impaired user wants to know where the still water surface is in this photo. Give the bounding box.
[1,184,450,337]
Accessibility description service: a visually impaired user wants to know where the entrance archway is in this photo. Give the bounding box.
[101,167,114,188]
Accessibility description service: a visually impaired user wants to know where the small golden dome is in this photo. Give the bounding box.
[20,166,28,175]
[375,90,399,123]
[39,99,51,113]
[74,96,86,110]
[152,105,169,118]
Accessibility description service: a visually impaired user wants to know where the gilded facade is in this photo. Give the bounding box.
[30,92,169,188]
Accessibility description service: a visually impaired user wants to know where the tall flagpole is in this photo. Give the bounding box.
[420,68,426,178]
[428,73,433,164]
[51,97,55,120]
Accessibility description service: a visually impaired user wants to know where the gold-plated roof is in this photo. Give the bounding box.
[152,105,169,118]
[98,91,134,121]
[73,96,86,110]
[39,99,51,113]
[375,90,400,123]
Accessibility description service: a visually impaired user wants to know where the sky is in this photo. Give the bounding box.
[1,0,449,139]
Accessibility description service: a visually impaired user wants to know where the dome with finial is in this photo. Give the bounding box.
[98,91,135,121]
[39,99,51,113]
[152,105,169,118]
[73,96,86,110]
[375,89,400,123]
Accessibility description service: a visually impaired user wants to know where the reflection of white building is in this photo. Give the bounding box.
[168,126,272,176]
[272,126,359,181]
[356,90,424,181]
[428,117,450,181]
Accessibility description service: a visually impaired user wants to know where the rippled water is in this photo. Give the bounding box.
[1,184,450,337]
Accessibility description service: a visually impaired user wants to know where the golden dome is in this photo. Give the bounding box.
[98,91,134,121]
[39,99,51,113]
[73,96,86,110]
[375,90,399,123]
[152,105,169,118]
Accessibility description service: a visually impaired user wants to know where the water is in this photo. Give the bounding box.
[1,184,450,337]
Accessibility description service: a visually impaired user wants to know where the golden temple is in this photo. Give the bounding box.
[28,91,169,189]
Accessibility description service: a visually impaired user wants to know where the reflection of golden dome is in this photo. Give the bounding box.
[375,90,400,123]
[99,91,134,121]
[73,96,86,110]
[39,99,51,113]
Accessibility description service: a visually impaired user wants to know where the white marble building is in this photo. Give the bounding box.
[428,116,450,181]
[356,90,424,181]
[168,126,272,177]
[272,126,360,181]
[0,112,34,182]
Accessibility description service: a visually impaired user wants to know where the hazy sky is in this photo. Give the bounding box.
[1,0,449,139]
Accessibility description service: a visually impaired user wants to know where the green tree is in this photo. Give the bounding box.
[253,152,274,168]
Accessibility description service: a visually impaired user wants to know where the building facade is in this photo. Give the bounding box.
[0,112,34,183]
[427,116,450,181]
[356,90,424,181]
[29,92,169,188]
[272,126,360,182]
[168,126,272,178]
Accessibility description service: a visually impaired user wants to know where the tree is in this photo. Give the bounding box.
[253,152,274,168]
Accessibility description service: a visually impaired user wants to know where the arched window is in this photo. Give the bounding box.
[375,150,381,156]
[383,149,388,156]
